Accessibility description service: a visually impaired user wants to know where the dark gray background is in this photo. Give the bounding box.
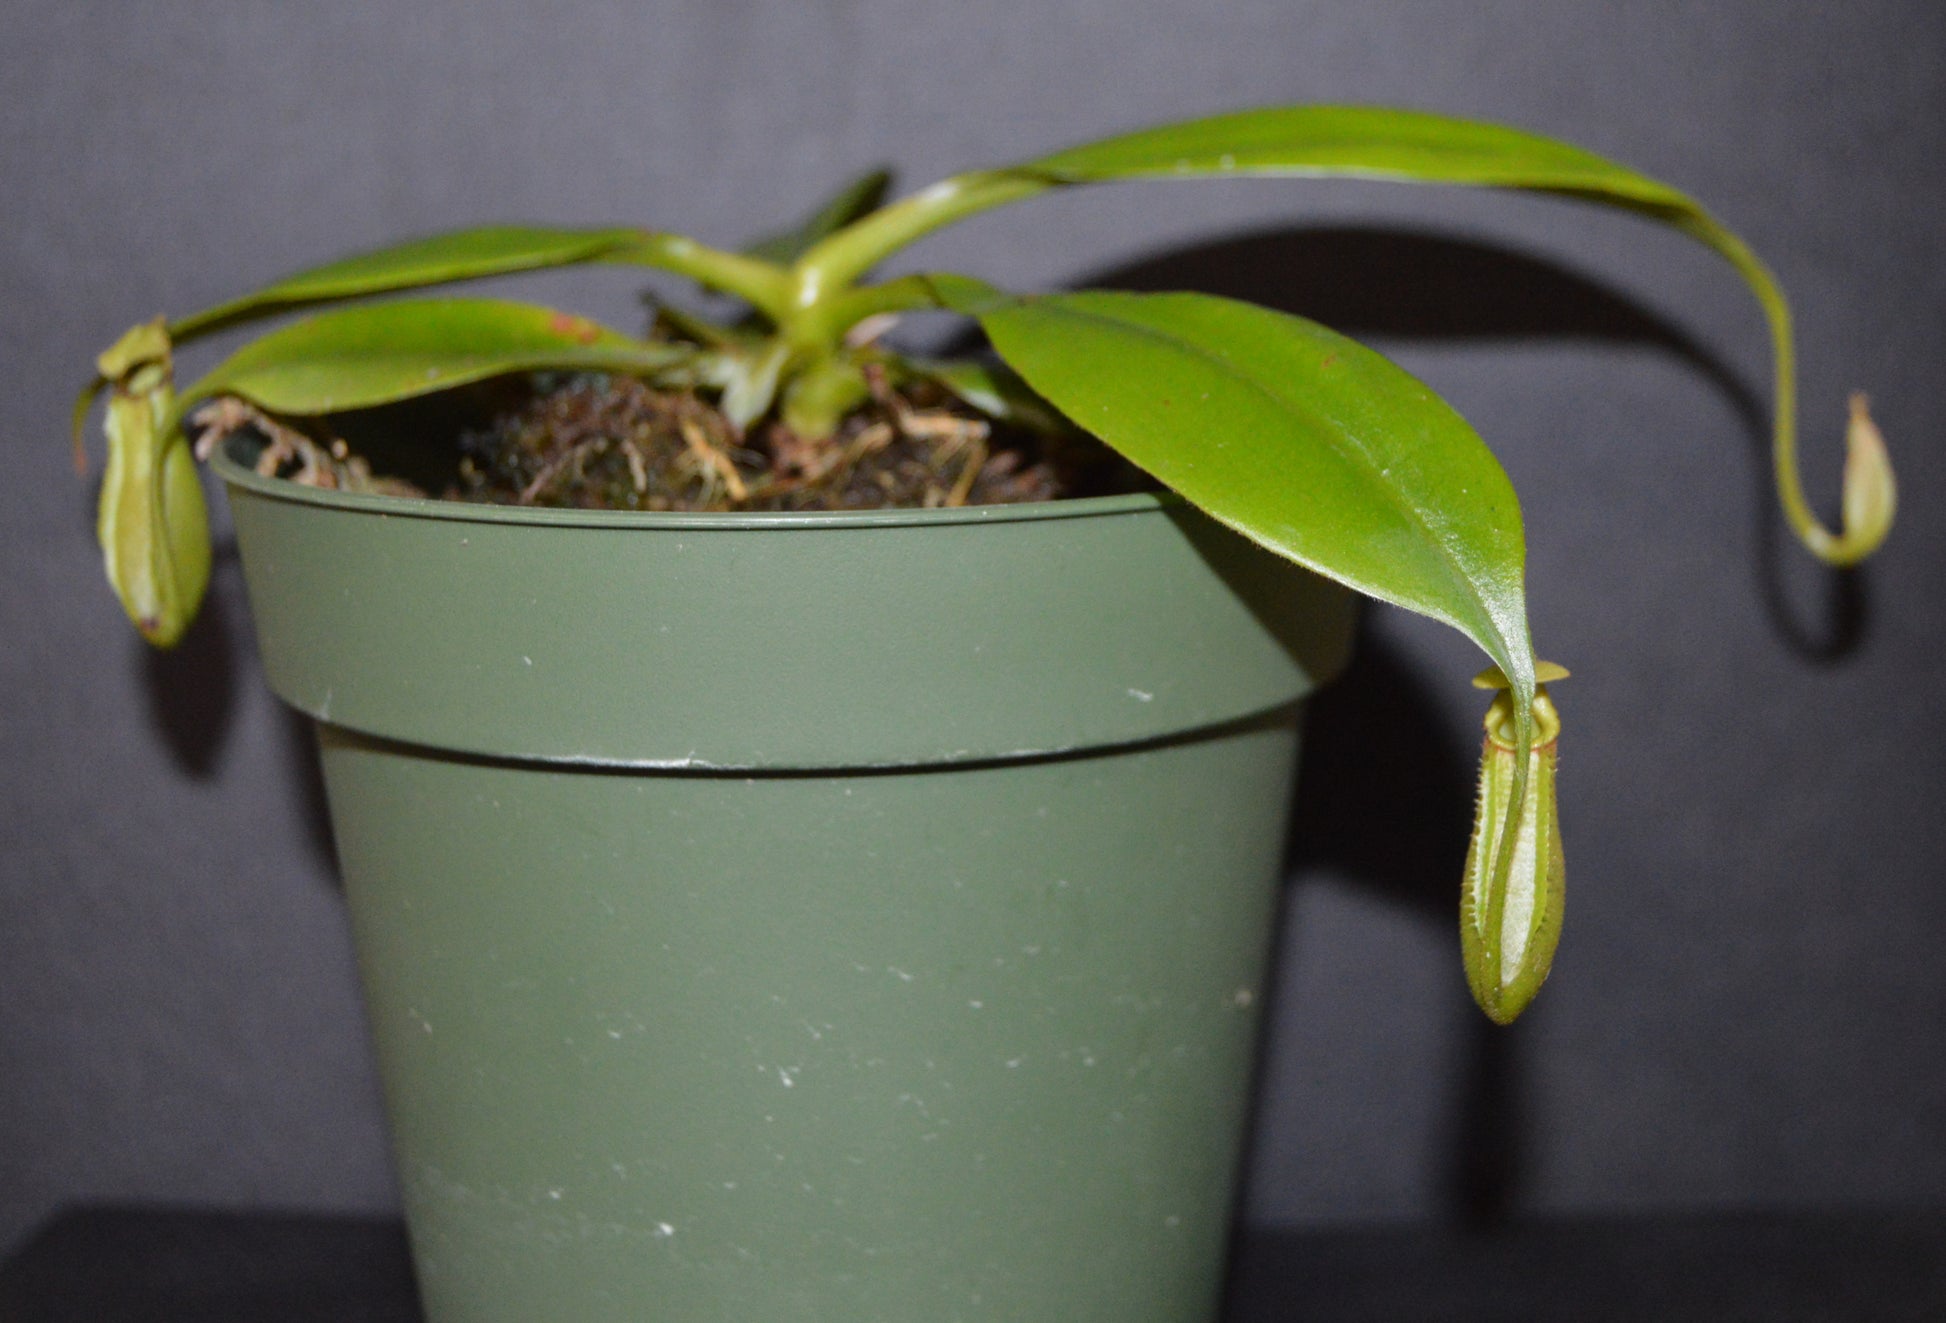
[3,0,1942,1261]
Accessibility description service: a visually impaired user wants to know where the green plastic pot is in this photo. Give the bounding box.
[214,440,1353,1323]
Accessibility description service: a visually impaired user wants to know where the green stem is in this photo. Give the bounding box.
[783,275,941,355]
[1671,213,1881,565]
[606,233,796,326]
[791,170,1048,302]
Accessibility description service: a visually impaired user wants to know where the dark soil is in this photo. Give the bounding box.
[446,373,1151,513]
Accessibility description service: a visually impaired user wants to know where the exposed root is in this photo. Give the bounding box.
[189,397,425,497]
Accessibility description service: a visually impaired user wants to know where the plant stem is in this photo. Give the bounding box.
[610,233,796,326]
[791,170,1047,299]
[1671,214,1883,566]
[783,276,941,356]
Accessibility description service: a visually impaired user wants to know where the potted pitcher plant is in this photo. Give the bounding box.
[77,106,1893,1323]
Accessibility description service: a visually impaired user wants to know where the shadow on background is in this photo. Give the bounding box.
[280,706,342,880]
[1276,624,1529,1226]
[1091,225,1707,341]
[123,505,244,781]
[138,577,238,781]
[134,536,341,878]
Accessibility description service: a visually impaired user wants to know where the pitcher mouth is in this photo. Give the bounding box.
[210,432,1182,534]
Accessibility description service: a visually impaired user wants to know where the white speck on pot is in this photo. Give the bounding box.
[1126,688,1154,702]
[1233,987,1255,1008]
[655,1222,675,1238]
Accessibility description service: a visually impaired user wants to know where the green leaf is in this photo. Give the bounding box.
[803,106,1701,295]
[925,276,1534,692]
[172,226,649,339]
[743,168,893,266]
[174,298,687,421]
[806,105,1891,569]
[1021,104,1694,208]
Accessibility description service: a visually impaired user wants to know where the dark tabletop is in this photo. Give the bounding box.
[4,1205,1943,1322]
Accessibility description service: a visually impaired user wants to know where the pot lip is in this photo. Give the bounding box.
[209,435,1183,532]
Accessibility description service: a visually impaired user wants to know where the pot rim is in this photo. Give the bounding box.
[209,436,1182,533]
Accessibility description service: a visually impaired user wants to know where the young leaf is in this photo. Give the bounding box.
[743,168,893,266]
[924,277,1536,694]
[173,298,687,423]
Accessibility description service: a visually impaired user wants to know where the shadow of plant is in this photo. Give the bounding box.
[137,548,237,781]
[135,535,340,880]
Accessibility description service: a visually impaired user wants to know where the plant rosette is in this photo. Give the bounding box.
[78,105,1893,1028]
